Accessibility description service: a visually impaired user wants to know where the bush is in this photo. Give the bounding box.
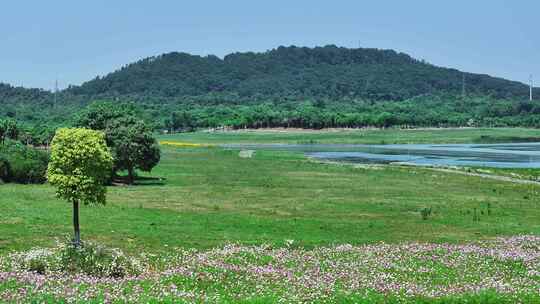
[0,141,49,184]
[420,207,432,220]
[8,240,143,278]
[59,241,142,278]
[7,248,58,274]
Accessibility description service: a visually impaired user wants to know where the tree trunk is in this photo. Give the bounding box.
[127,167,135,185]
[73,200,81,248]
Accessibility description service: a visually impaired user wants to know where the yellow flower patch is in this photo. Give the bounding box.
[159,141,211,148]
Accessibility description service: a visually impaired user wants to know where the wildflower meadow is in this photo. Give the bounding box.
[1,236,540,303]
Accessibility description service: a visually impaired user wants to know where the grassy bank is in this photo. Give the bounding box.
[3,128,540,302]
[2,145,540,254]
[158,127,540,145]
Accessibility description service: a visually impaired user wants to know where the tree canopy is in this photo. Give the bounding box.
[75,102,160,184]
[47,128,113,205]
[106,116,160,183]
[68,45,537,101]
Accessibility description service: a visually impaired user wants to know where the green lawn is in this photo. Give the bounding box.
[158,127,540,145]
[2,137,540,254]
[3,128,540,302]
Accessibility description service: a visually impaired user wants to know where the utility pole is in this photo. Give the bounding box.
[462,73,466,97]
[54,78,58,108]
[530,74,533,101]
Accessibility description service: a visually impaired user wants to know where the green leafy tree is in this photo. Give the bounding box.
[5,120,19,141]
[29,125,56,147]
[106,116,161,184]
[167,111,195,133]
[76,102,160,184]
[0,120,6,145]
[47,128,113,247]
[0,119,20,145]
[75,101,136,130]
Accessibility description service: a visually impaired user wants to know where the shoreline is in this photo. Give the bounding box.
[205,127,481,133]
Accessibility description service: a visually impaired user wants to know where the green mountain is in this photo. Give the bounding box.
[69,45,537,101]
[1,45,539,130]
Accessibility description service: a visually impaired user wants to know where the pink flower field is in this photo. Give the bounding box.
[1,236,540,303]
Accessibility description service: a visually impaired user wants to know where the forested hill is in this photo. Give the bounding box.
[2,45,540,130]
[69,45,537,101]
[0,83,51,105]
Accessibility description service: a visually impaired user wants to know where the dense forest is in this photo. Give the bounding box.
[1,45,539,130]
[70,45,537,100]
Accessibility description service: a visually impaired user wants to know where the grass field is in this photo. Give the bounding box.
[2,128,540,302]
[3,129,540,253]
[158,127,540,145]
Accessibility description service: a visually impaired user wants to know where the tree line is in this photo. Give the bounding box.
[157,95,540,132]
[0,102,160,185]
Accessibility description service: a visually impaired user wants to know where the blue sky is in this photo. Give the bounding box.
[1,0,537,90]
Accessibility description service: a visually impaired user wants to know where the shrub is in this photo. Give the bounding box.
[8,240,143,278]
[420,207,432,220]
[59,241,142,278]
[0,141,49,184]
[8,248,58,274]
[7,155,48,183]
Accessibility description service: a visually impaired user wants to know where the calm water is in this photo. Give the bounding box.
[223,143,540,168]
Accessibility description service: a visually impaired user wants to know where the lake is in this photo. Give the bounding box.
[223,143,540,168]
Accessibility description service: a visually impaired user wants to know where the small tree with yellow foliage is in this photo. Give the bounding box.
[47,128,113,247]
